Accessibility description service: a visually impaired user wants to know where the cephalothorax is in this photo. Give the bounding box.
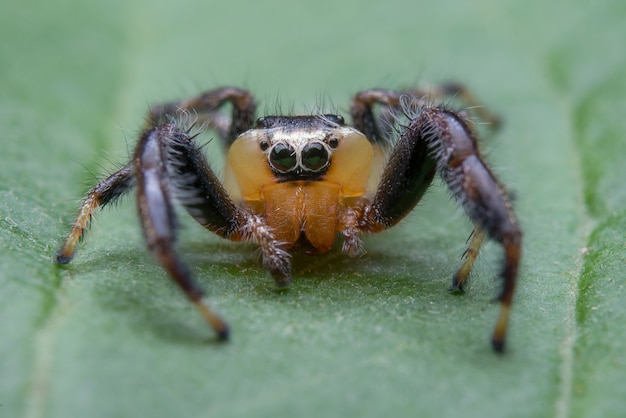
[56,85,521,352]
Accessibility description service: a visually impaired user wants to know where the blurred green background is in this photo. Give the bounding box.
[1,0,625,417]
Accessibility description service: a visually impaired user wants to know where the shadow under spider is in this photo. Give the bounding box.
[67,235,465,345]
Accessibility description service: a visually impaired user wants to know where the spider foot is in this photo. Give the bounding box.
[55,247,75,265]
[342,234,365,258]
[447,275,466,294]
[491,304,511,353]
[265,251,292,287]
[193,299,230,341]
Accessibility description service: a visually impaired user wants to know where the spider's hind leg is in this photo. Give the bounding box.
[147,87,256,146]
[350,83,501,150]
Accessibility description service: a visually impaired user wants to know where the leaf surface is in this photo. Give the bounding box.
[1,0,624,417]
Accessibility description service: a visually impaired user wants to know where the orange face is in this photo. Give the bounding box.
[223,117,383,253]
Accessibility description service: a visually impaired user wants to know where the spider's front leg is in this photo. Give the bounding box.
[57,87,258,264]
[127,122,291,338]
[354,93,521,352]
[416,107,522,325]
[157,123,292,287]
[131,124,228,339]
[56,88,290,339]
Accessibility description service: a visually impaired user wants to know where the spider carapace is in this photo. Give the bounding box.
[56,86,521,352]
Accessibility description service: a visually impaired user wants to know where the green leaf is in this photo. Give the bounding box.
[574,213,626,417]
[1,0,625,417]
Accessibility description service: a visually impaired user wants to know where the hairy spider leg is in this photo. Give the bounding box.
[147,87,256,145]
[146,87,292,284]
[55,163,135,264]
[160,123,292,286]
[351,90,521,352]
[351,84,501,148]
[432,82,503,129]
[450,227,487,292]
[134,125,229,339]
[56,87,256,265]
[351,88,495,279]
[56,88,291,339]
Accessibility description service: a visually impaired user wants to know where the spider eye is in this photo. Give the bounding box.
[269,143,297,172]
[302,142,329,171]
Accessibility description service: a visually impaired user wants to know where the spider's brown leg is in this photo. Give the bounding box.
[351,84,501,148]
[360,105,521,352]
[449,227,487,293]
[56,87,254,264]
[433,82,502,130]
[162,124,292,286]
[147,87,256,145]
[135,125,229,339]
[417,108,521,352]
[55,164,134,264]
[351,89,403,146]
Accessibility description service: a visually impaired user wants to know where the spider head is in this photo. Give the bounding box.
[226,114,374,201]
[252,115,346,179]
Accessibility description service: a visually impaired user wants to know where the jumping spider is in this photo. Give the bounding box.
[56,85,521,352]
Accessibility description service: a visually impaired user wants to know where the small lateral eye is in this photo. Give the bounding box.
[302,142,329,171]
[269,143,297,172]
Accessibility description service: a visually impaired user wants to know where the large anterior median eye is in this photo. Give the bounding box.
[269,143,297,172]
[302,142,329,171]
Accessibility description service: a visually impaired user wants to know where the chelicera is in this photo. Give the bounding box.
[55,85,521,352]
